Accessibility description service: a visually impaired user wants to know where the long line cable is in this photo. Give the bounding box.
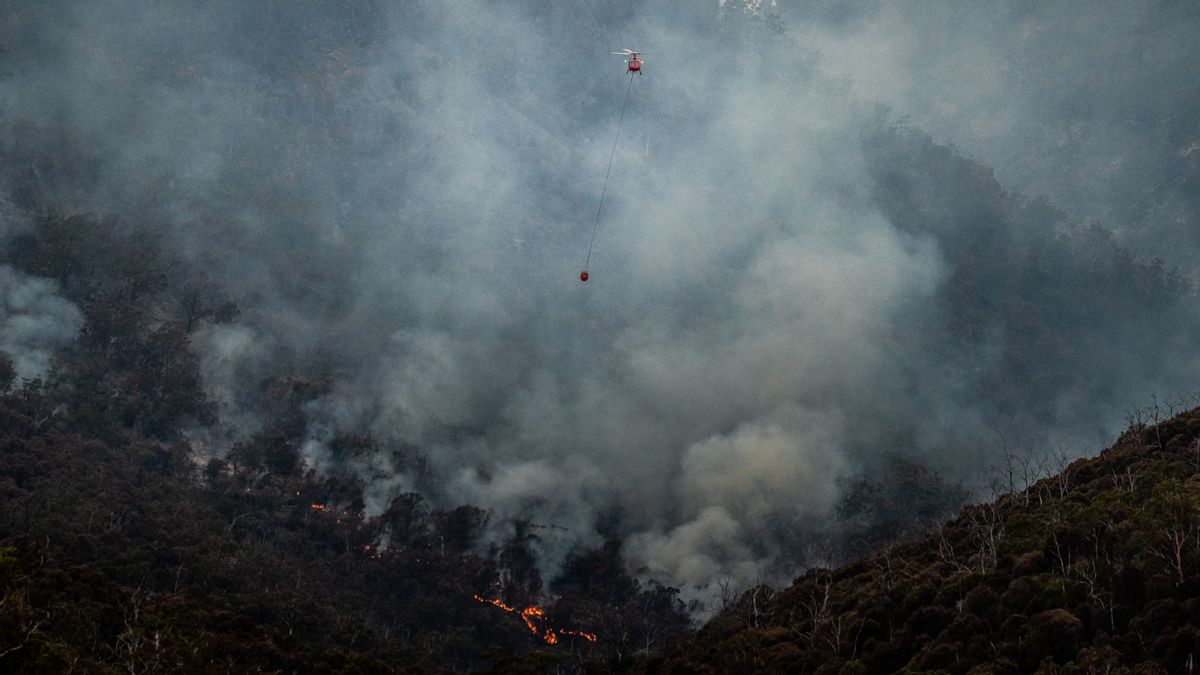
[584,71,635,269]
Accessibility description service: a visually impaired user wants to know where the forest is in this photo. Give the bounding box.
[652,409,1200,673]
[3,1,1200,673]
[3,117,1198,675]
[0,209,697,672]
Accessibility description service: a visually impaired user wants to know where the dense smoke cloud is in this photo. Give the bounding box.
[0,264,82,381]
[791,0,1200,268]
[2,1,1198,602]
[0,187,83,381]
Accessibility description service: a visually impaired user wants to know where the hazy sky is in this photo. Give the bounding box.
[2,0,1198,602]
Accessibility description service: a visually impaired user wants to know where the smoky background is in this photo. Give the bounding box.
[1,0,1197,605]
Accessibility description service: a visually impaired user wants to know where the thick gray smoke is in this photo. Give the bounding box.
[0,263,82,381]
[792,0,1200,269]
[2,1,1198,601]
[0,193,81,382]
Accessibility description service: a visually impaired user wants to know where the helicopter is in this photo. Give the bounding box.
[579,49,645,283]
[612,49,643,74]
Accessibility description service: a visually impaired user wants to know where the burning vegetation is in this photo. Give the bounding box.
[472,595,597,645]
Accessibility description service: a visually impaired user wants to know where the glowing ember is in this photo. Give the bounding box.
[310,503,327,511]
[561,628,599,642]
[472,594,598,644]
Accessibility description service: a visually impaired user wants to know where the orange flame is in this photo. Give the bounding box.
[561,628,599,642]
[472,595,597,644]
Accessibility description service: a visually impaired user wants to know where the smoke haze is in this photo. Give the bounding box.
[2,1,1198,601]
[0,263,82,380]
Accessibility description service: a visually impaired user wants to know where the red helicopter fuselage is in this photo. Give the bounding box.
[627,56,641,72]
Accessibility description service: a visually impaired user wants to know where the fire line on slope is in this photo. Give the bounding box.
[472,595,598,645]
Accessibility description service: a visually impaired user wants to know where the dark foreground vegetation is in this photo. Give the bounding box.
[0,213,693,673]
[4,209,1200,675]
[2,29,1197,667]
[0,377,694,674]
[7,297,1200,675]
[651,410,1200,674]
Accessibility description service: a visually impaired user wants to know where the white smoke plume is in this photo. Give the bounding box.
[0,265,83,382]
[2,1,1198,602]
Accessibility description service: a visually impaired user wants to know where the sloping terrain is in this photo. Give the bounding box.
[0,215,692,674]
[649,408,1200,673]
[2,5,1199,674]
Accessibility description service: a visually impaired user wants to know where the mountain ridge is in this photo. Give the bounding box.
[646,404,1200,673]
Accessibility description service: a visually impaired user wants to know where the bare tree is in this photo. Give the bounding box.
[966,502,1006,573]
[935,526,969,573]
[1148,479,1198,585]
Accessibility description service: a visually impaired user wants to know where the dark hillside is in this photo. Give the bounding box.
[0,214,693,673]
[1,5,1198,674]
[649,407,1200,674]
